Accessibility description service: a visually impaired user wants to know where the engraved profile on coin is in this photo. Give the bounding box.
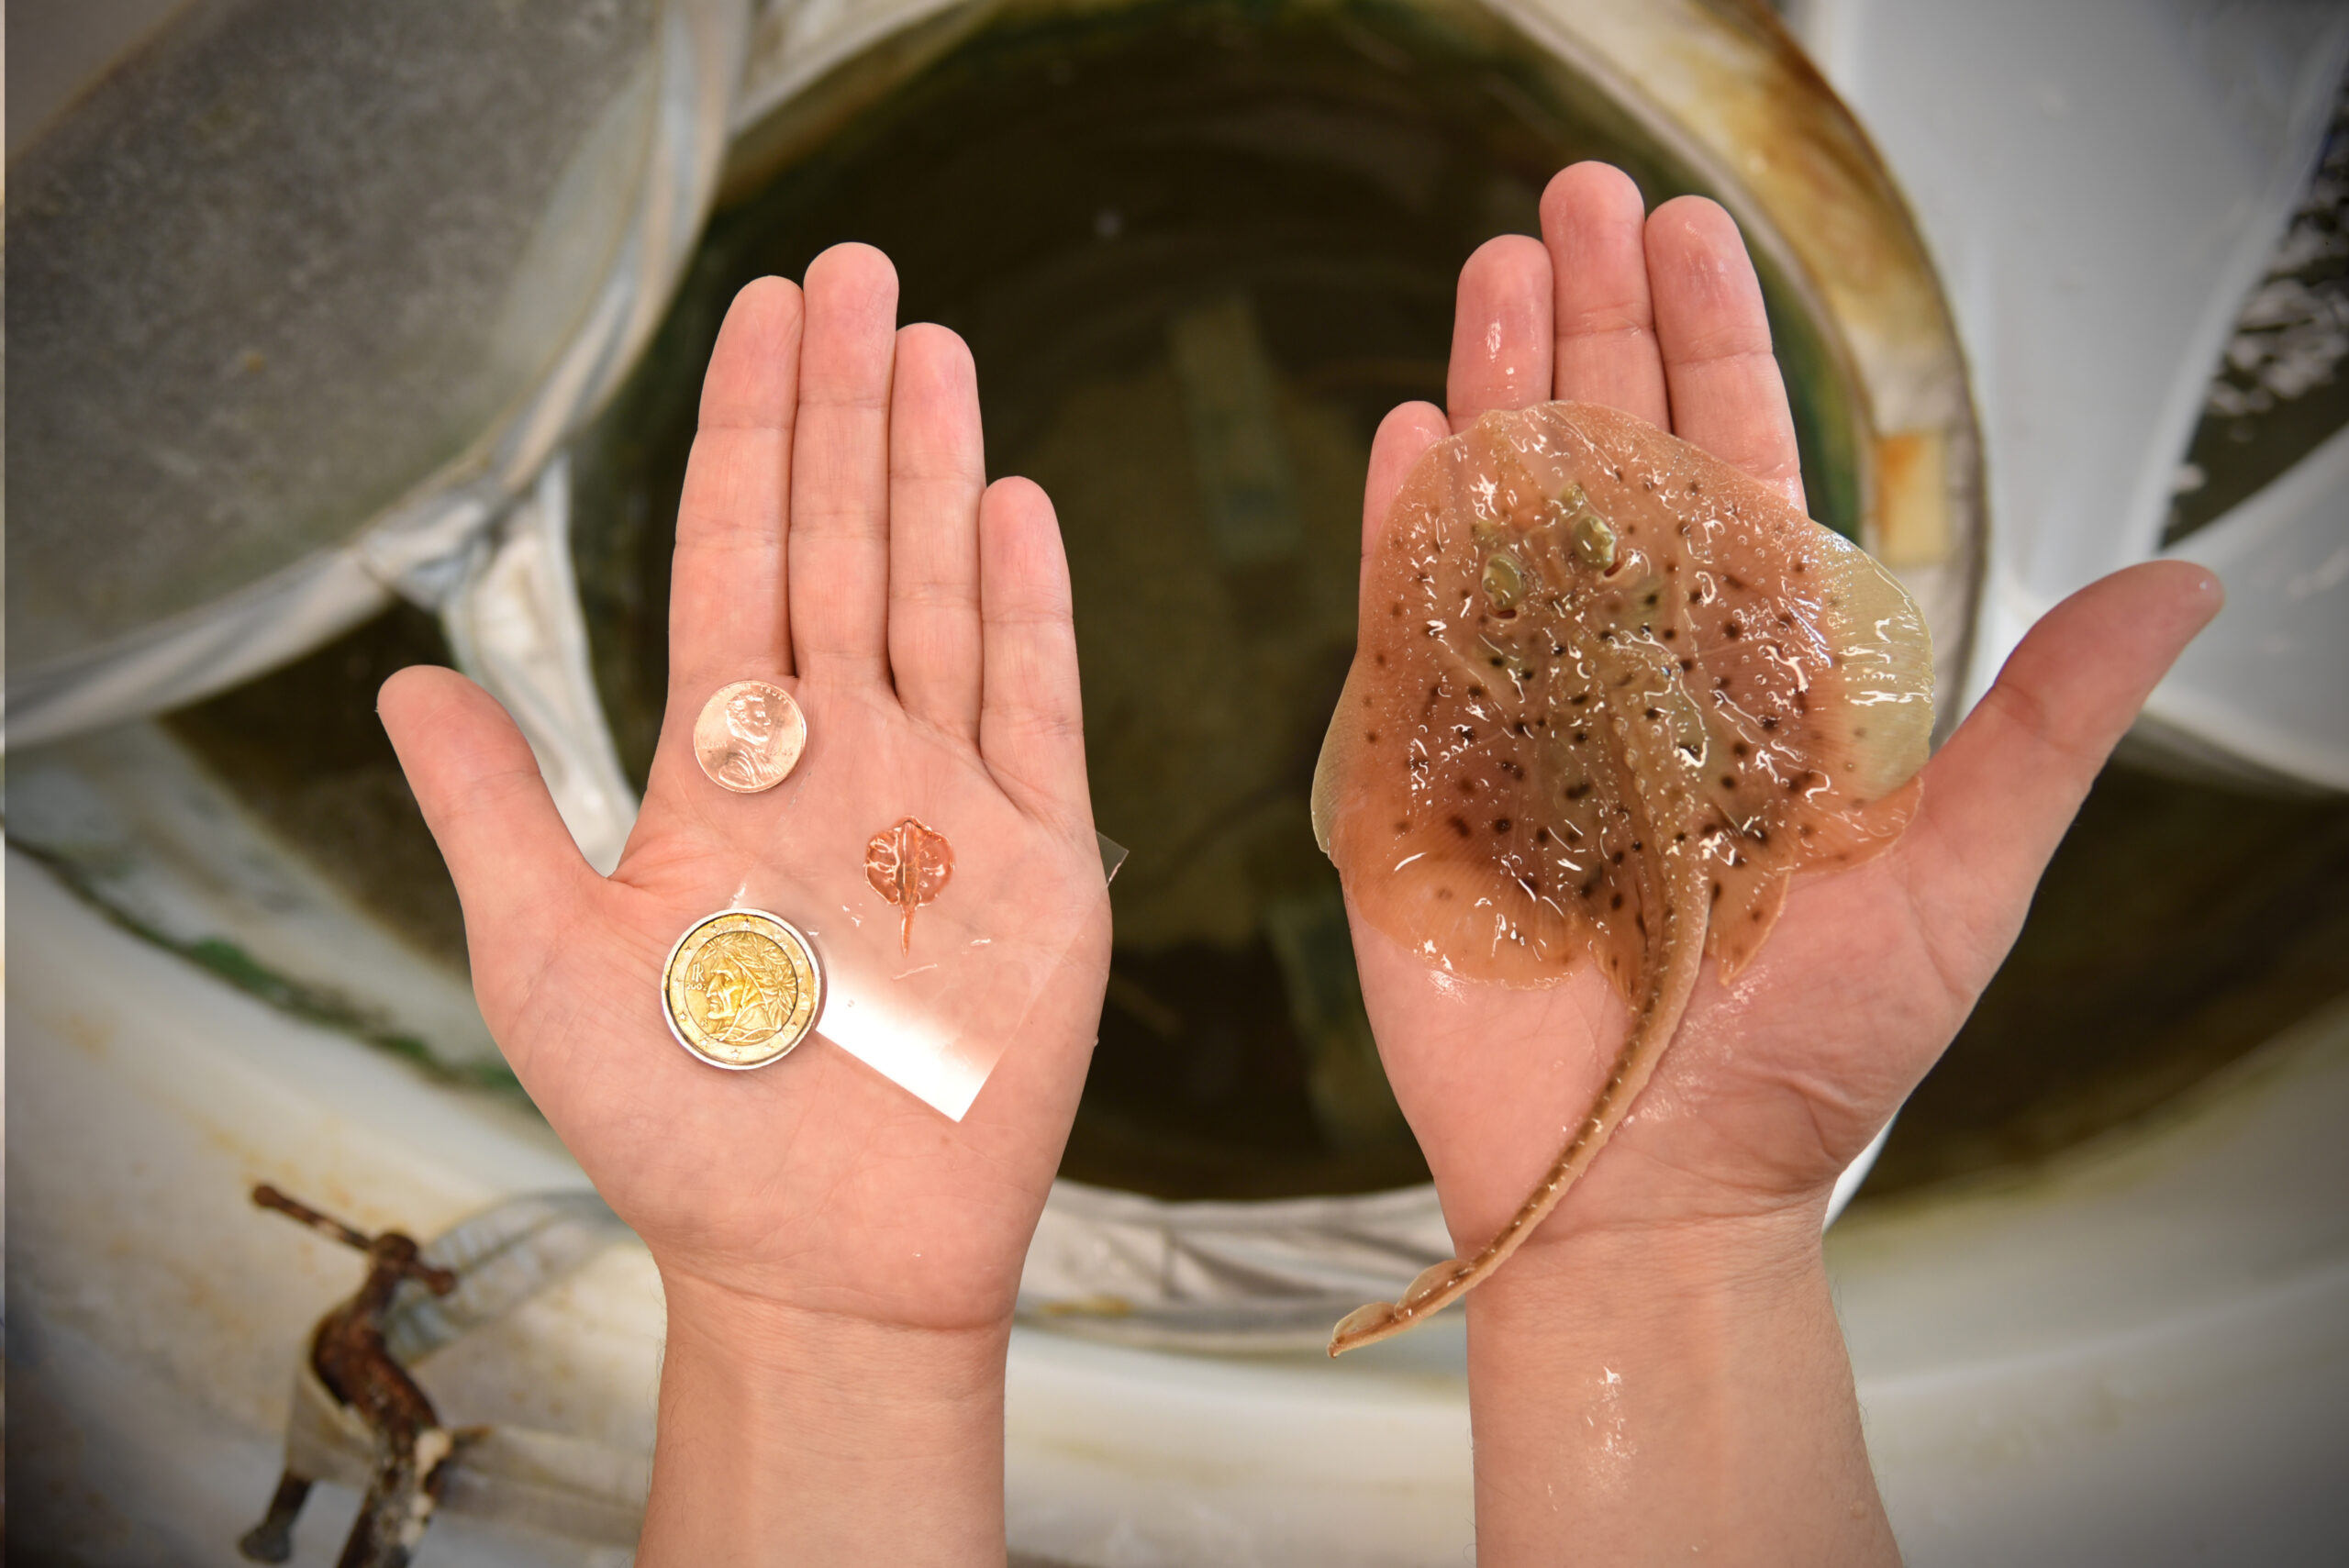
[662,909,823,1070]
[694,680,807,794]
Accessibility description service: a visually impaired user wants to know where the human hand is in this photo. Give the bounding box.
[1339,163,2218,1565]
[1347,163,2219,1266]
[381,245,1108,1562]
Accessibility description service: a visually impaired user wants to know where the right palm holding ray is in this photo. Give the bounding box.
[1315,400,1932,1352]
[1322,163,2221,1357]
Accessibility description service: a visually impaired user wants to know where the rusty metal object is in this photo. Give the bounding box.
[240,1185,465,1568]
[237,1472,317,1563]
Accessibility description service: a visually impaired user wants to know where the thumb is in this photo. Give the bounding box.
[1902,559,2223,990]
[379,664,596,989]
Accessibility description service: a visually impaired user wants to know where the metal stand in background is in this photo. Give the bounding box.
[239,1187,465,1568]
[440,455,642,874]
[239,1186,652,1554]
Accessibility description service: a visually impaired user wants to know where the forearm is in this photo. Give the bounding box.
[1464,1213,1896,1566]
[640,1273,1012,1567]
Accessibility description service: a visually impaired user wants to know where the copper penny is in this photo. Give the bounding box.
[694,680,806,794]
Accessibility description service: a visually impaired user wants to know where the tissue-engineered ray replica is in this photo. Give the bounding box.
[1312,402,1933,1354]
[866,816,955,954]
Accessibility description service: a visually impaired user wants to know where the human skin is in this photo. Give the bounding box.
[1344,162,2221,1563]
[377,175,2220,1563]
[380,245,1109,1566]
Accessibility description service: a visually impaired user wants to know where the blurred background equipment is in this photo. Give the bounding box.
[7,1,2346,1563]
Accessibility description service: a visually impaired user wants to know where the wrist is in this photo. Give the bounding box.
[659,1261,1018,1362]
[1465,1202,1823,1348]
[642,1267,1012,1566]
[1459,1208,1893,1567]
[656,1265,1013,1465]
[1432,1118,1839,1278]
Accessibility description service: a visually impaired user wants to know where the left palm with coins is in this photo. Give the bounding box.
[380,246,1111,1561]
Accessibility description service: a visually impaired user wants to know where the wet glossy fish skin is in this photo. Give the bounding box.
[1314,402,1933,1353]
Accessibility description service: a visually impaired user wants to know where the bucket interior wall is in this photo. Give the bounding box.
[4,0,663,668]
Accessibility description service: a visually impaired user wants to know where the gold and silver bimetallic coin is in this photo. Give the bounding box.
[662,908,824,1070]
[694,679,807,794]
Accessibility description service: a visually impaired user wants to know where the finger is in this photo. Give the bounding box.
[1446,234,1553,431]
[976,476,1090,827]
[1362,400,1450,556]
[378,665,594,979]
[789,243,900,685]
[1645,195,1806,507]
[1902,562,2223,989]
[668,277,804,700]
[887,324,987,742]
[1541,162,1668,425]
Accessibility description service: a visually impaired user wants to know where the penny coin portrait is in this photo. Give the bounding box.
[662,909,823,1070]
[694,680,807,794]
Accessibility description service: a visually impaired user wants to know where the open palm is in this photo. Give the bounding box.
[381,247,1110,1331]
[1346,165,2220,1262]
